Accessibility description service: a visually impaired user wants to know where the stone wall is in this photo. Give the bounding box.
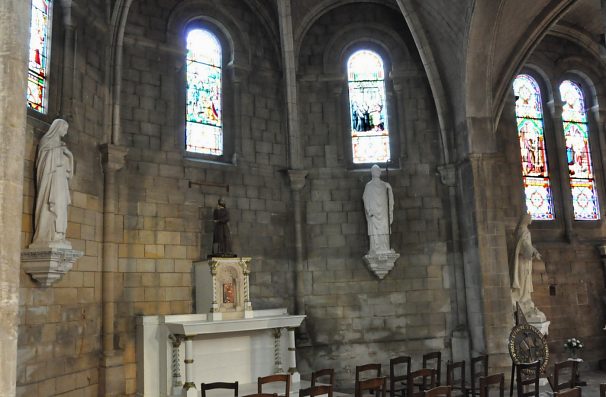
[295,3,455,387]
[117,0,291,393]
[18,2,108,396]
[497,33,606,367]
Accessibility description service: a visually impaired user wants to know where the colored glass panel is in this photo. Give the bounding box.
[560,80,599,220]
[186,29,223,155]
[513,74,554,220]
[27,0,51,113]
[348,50,390,164]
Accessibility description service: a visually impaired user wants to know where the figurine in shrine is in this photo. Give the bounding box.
[31,119,74,248]
[212,198,234,257]
[363,164,394,254]
[511,213,542,313]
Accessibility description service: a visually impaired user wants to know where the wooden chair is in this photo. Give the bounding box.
[312,368,335,388]
[469,355,488,396]
[601,383,606,397]
[422,353,442,386]
[424,386,451,397]
[390,356,411,397]
[479,373,504,397]
[201,382,239,397]
[243,394,278,397]
[549,360,577,393]
[258,374,291,397]
[445,361,465,397]
[357,363,382,381]
[515,361,540,397]
[300,385,333,397]
[356,377,387,397]
[407,369,437,397]
[554,387,582,397]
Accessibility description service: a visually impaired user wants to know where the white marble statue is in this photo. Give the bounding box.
[31,119,74,248]
[511,213,543,316]
[363,164,394,254]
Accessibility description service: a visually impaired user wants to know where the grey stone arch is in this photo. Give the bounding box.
[321,24,413,169]
[551,58,606,228]
[165,1,252,163]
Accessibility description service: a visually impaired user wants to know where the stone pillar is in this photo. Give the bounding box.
[287,327,300,383]
[99,144,128,397]
[0,1,30,395]
[59,0,76,119]
[288,171,308,327]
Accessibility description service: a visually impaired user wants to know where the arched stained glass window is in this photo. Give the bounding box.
[186,29,223,155]
[560,80,600,220]
[513,74,555,220]
[348,50,390,164]
[27,0,52,113]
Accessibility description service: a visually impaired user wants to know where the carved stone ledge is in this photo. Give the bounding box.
[21,247,83,287]
[363,250,400,280]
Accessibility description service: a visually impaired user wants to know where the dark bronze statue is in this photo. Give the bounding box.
[212,198,235,257]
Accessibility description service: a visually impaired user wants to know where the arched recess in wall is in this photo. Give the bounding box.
[554,58,606,223]
[319,22,412,167]
[165,1,253,162]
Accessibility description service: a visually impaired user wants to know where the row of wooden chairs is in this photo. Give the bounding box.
[201,373,333,397]
[354,375,505,397]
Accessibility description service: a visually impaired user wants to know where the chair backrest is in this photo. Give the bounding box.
[446,360,465,393]
[470,355,489,396]
[479,373,504,397]
[201,382,239,397]
[390,356,411,397]
[424,386,452,397]
[423,352,442,385]
[601,383,606,397]
[356,363,382,382]
[554,387,582,397]
[552,360,577,392]
[300,385,333,397]
[311,368,335,387]
[515,361,540,397]
[407,369,437,397]
[355,376,387,397]
[258,374,291,397]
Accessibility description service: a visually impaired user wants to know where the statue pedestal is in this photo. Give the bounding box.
[21,245,83,287]
[363,250,400,279]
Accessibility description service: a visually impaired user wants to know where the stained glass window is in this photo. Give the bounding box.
[513,74,555,220]
[348,50,390,164]
[27,0,52,113]
[560,80,600,220]
[186,29,223,155]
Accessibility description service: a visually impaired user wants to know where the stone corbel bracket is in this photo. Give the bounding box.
[21,247,83,287]
[363,251,400,279]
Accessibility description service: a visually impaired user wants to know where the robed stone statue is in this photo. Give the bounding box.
[31,119,74,249]
[363,164,394,254]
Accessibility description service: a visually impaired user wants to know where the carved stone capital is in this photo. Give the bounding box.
[437,163,457,187]
[100,144,128,173]
[21,247,83,287]
[287,169,308,191]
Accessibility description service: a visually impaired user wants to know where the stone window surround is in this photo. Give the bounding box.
[177,18,239,166]
[336,41,403,170]
[517,66,606,230]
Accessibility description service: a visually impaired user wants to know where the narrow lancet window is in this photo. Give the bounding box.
[186,29,223,155]
[348,50,390,164]
[28,0,52,113]
[560,80,600,220]
[513,74,555,220]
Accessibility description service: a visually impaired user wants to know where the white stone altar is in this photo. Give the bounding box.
[136,308,306,397]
